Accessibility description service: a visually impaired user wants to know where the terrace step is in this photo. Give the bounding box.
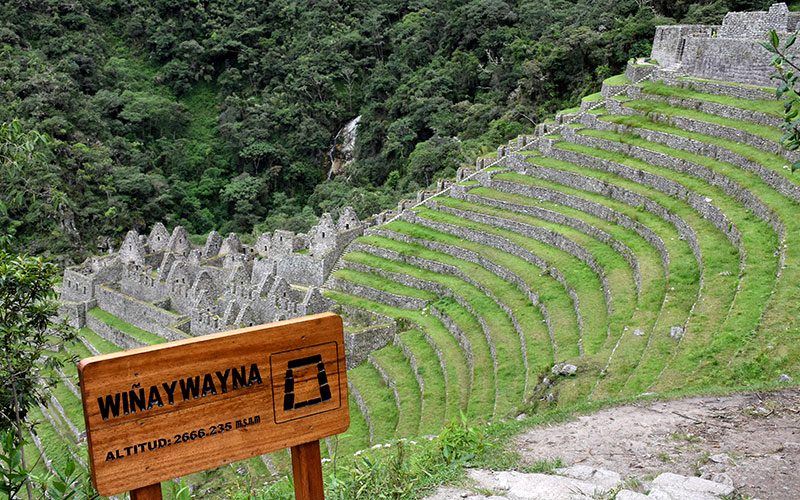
[348,362,400,443]
[343,256,497,418]
[557,128,782,393]
[423,198,632,356]
[458,189,643,299]
[528,143,746,396]
[461,186,670,371]
[654,75,775,100]
[339,258,493,416]
[562,112,797,383]
[344,238,525,416]
[357,225,557,379]
[396,330,448,434]
[325,289,469,423]
[632,80,783,128]
[369,344,423,437]
[609,98,796,163]
[489,158,709,399]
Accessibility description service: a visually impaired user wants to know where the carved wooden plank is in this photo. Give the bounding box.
[79,312,348,496]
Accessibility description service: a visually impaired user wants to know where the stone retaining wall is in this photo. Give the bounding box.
[85,314,147,351]
[428,305,477,389]
[580,111,800,205]
[499,152,702,272]
[464,192,642,297]
[629,87,782,128]
[394,336,426,415]
[487,175,671,283]
[558,132,744,251]
[348,381,373,443]
[623,102,799,164]
[354,232,541,370]
[571,118,787,243]
[94,285,188,342]
[651,72,773,100]
[428,202,613,317]
[368,355,401,428]
[327,276,428,310]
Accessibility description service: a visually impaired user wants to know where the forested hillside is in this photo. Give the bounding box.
[0,0,774,263]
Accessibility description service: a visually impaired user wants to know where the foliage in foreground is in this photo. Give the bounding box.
[0,234,75,437]
[763,28,800,171]
[232,413,490,500]
[1,430,97,500]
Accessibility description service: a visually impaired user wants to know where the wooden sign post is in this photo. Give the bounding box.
[78,312,349,500]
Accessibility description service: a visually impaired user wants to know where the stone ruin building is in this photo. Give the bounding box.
[59,208,364,340]
[647,2,800,87]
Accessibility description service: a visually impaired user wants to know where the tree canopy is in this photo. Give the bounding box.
[0,0,774,263]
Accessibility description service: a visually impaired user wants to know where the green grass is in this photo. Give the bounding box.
[47,382,85,431]
[434,195,634,357]
[639,80,784,116]
[324,291,465,424]
[466,185,671,378]
[26,406,78,471]
[370,345,423,437]
[587,112,800,381]
[361,224,558,385]
[398,330,448,434]
[674,76,775,93]
[582,92,603,103]
[348,363,400,443]
[77,327,120,355]
[333,395,371,456]
[333,268,438,302]
[411,206,602,361]
[623,99,784,143]
[433,297,497,421]
[88,307,166,345]
[603,74,630,86]
[599,112,795,179]
[494,162,708,400]
[567,130,780,393]
[344,240,525,417]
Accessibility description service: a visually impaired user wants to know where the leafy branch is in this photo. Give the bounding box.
[763,29,800,172]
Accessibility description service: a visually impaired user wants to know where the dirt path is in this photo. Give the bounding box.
[513,389,800,499]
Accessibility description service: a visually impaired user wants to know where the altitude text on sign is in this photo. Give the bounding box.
[78,312,349,497]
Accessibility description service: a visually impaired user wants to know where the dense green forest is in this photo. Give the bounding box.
[0,0,774,263]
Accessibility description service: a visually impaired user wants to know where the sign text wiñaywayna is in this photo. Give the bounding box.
[97,364,263,420]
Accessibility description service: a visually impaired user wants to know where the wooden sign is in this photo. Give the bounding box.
[78,313,349,497]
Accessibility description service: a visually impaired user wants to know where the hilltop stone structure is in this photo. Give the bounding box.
[649,2,799,86]
[59,208,364,339]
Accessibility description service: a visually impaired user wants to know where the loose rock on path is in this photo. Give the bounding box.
[423,389,800,499]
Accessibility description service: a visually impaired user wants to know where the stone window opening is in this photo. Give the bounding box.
[677,38,686,61]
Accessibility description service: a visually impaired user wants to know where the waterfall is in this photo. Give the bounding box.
[327,115,361,180]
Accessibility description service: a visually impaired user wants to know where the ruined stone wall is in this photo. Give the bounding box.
[650,25,718,68]
[121,266,168,303]
[649,4,800,87]
[85,314,147,350]
[275,254,325,286]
